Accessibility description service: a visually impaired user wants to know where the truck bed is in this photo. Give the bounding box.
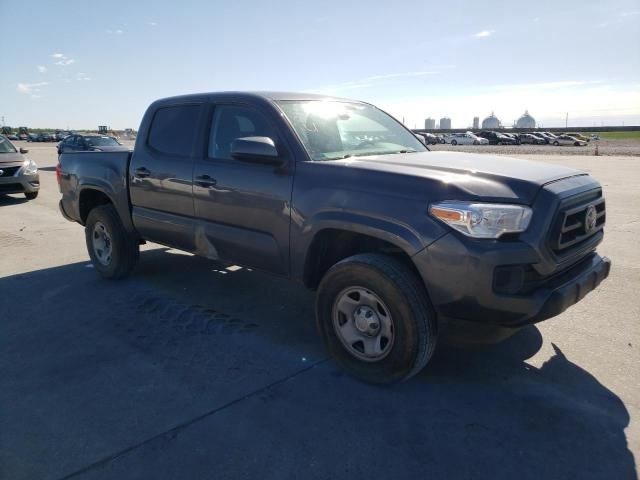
[58,150,135,234]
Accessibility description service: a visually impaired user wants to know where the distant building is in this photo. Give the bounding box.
[482,112,501,129]
[439,117,451,129]
[473,117,479,129]
[516,110,536,129]
[424,117,436,129]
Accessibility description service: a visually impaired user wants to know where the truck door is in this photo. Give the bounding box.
[191,103,294,275]
[129,103,203,251]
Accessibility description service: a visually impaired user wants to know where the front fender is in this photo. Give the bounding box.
[290,209,446,283]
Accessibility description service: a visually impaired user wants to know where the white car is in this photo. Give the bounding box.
[446,132,488,145]
[552,135,587,146]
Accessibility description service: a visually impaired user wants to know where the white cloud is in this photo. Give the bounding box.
[37,65,47,73]
[17,82,49,99]
[76,72,91,81]
[106,28,124,34]
[51,53,75,65]
[149,21,157,27]
[473,30,495,38]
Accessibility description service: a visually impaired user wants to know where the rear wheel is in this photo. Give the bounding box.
[24,191,38,200]
[553,141,560,146]
[85,204,139,279]
[316,253,437,384]
[451,139,457,146]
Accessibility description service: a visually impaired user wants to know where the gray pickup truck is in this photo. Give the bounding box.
[58,92,610,383]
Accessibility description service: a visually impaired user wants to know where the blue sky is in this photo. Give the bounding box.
[1,0,639,129]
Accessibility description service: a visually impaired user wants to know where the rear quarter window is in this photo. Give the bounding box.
[148,104,200,157]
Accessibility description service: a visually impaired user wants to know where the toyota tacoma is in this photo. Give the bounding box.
[57,92,611,383]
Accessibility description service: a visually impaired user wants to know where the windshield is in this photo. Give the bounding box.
[85,136,120,147]
[277,100,427,161]
[0,136,17,154]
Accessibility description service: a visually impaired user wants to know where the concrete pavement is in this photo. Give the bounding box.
[1,143,638,479]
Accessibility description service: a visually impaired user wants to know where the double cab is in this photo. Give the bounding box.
[58,92,611,383]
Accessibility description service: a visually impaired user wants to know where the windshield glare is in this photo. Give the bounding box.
[85,136,120,147]
[0,136,17,154]
[278,101,427,161]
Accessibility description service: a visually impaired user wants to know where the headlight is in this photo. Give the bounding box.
[20,158,38,175]
[430,201,532,239]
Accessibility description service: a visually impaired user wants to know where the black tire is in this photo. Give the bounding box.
[24,191,38,200]
[85,204,139,279]
[473,140,479,145]
[574,142,580,146]
[451,139,457,145]
[553,141,560,146]
[316,253,437,384]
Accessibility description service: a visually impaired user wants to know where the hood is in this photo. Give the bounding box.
[331,151,585,203]
[0,152,25,165]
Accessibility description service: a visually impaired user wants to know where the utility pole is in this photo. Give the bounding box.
[565,113,568,129]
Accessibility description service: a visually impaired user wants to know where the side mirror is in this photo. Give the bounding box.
[231,136,281,165]
[20,148,29,154]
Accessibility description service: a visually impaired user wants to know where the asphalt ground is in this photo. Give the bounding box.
[1,142,638,480]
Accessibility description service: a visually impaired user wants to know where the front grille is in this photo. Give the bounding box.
[550,190,605,254]
[0,166,20,177]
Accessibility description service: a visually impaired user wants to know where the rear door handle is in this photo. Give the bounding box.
[134,167,150,178]
[195,174,217,188]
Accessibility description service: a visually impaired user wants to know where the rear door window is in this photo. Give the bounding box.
[148,104,201,157]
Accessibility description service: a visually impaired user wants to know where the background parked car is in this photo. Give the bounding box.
[421,132,440,145]
[566,132,590,142]
[446,132,488,145]
[7,134,19,141]
[519,133,546,145]
[57,134,130,154]
[475,131,517,145]
[553,135,587,146]
[0,134,40,199]
[532,132,554,143]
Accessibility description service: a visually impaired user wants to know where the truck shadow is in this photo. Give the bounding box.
[1,248,635,480]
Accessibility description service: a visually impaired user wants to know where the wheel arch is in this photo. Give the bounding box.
[301,225,424,290]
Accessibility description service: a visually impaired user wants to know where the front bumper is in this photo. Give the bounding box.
[0,172,40,194]
[412,232,611,327]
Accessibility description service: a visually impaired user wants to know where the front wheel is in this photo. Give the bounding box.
[553,141,560,146]
[316,253,437,384]
[451,140,457,146]
[85,204,139,279]
[24,191,38,200]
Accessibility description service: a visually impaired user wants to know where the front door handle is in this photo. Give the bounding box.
[134,167,151,178]
[195,174,217,188]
